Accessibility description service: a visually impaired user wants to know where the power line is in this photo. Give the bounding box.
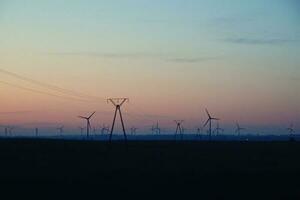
[0,80,91,102]
[0,68,106,102]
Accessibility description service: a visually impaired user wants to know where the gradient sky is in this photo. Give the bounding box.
[0,0,299,135]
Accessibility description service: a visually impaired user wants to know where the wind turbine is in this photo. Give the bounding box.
[155,121,161,135]
[150,125,155,135]
[8,127,14,136]
[78,111,96,138]
[4,127,8,137]
[57,126,64,136]
[100,124,110,135]
[130,127,138,136]
[287,124,295,140]
[213,122,224,136]
[203,109,219,141]
[235,122,245,137]
[196,127,202,140]
[151,122,161,135]
[35,128,39,137]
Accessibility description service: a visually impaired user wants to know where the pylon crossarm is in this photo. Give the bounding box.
[119,98,129,106]
[107,99,117,107]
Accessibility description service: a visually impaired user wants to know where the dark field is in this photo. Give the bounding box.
[0,139,299,199]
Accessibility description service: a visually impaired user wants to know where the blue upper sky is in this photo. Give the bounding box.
[1,0,299,55]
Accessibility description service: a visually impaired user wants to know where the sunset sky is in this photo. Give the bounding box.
[0,0,299,135]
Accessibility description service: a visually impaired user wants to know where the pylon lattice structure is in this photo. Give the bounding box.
[107,98,129,142]
[174,120,184,140]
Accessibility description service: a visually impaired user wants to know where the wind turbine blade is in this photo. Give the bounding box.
[205,109,211,118]
[203,119,210,127]
[88,111,96,119]
[78,116,87,119]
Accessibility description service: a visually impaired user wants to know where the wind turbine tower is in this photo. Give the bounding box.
[35,128,39,137]
[130,127,138,136]
[57,126,64,137]
[101,124,110,135]
[155,121,161,135]
[8,127,14,136]
[235,123,245,138]
[5,127,8,137]
[214,122,224,136]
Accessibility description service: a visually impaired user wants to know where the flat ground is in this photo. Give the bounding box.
[0,139,299,199]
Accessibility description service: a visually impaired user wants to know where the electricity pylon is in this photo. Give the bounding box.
[107,98,129,142]
[174,120,184,140]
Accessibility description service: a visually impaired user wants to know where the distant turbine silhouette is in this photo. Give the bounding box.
[35,128,39,137]
[287,124,295,140]
[130,127,138,136]
[4,127,8,137]
[78,112,96,138]
[174,120,184,140]
[203,109,219,141]
[150,125,155,135]
[101,124,110,135]
[151,122,161,135]
[57,126,64,136]
[155,121,161,135]
[235,122,245,137]
[213,122,224,136]
[196,127,202,140]
[8,127,14,136]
